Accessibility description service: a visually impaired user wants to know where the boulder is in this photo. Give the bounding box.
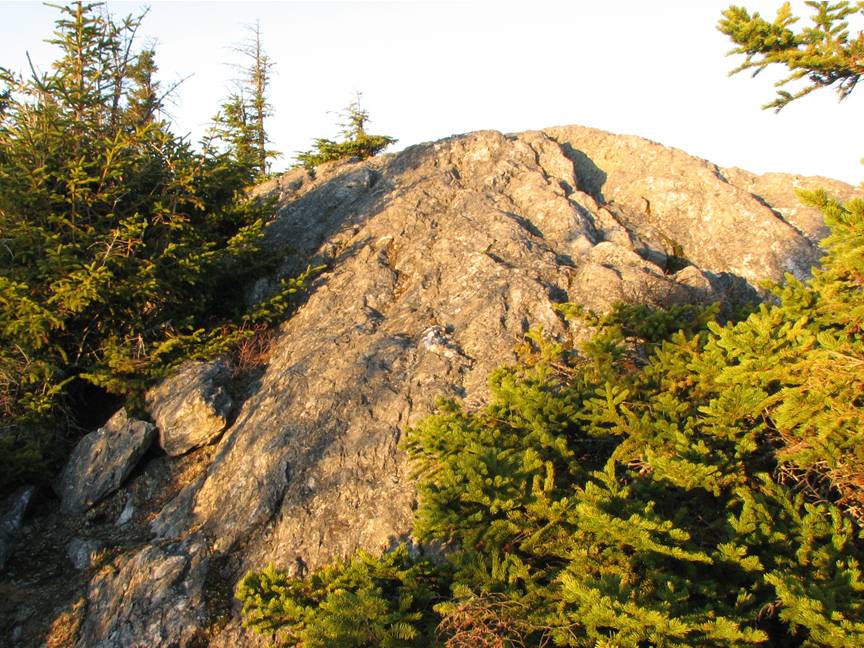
[54,409,156,514]
[146,361,233,457]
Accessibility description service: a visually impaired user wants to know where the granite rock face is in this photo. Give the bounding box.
[541,126,825,284]
[77,539,212,648]
[719,166,861,244]
[70,126,860,647]
[146,361,233,457]
[54,409,156,515]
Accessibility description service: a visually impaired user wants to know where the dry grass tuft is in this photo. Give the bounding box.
[46,596,86,648]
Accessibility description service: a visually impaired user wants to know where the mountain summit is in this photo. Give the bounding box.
[4,125,860,647]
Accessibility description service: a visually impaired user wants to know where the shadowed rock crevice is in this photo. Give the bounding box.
[28,125,859,648]
[547,138,609,204]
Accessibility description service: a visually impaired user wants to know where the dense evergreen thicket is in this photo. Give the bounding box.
[0,2,305,490]
[238,3,864,645]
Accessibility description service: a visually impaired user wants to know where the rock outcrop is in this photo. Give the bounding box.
[719,167,861,243]
[19,125,860,647]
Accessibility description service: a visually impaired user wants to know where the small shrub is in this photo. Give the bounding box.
[237,545,449,647]
[295,94,396,170]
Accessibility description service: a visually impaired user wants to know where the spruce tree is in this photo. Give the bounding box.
[238,546,448,647]
[247,21,273,176]
[719,1,864,110]
[295,93,397,170]
[210,21,277,181]
[124,47,160,127]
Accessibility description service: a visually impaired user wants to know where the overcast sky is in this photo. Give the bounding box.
[3,0,863,184]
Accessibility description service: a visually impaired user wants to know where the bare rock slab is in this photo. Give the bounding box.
[55,409,155,514]
[76,538,210,648]
[146,361,233,457]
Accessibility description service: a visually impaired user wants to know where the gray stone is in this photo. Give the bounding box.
[54,409,156,514]
[146,360,233,456]
[115,499,136,526]
[720,167,861,244]
[0,485,34,535]
[0,485,35,570]
[67,537,104,570]
[70,126,861,647]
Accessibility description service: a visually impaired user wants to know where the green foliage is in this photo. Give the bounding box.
[719,1,864,110]
[295,94,396,170]
[0,2,304,491]
[209,21,278,181]
[237,545,449,647]
[240,193,864,645]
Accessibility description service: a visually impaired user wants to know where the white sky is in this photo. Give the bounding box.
[2,0,863,184]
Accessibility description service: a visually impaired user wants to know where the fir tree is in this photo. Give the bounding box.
[238,546,448,647]
[246,21,274,176]
[0,2,304,490]
[124,47,160,127]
